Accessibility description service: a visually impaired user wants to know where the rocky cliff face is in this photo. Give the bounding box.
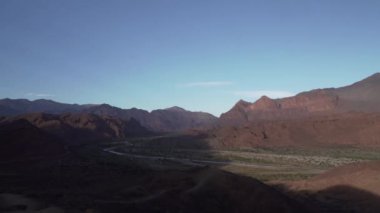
[210,112,380,148]
[220,73,380,125]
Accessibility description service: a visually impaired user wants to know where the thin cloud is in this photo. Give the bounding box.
[25,93,56,98]
[234,90,295,100]
[181,81,233,87]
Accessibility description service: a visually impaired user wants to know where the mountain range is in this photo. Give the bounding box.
[0,99,217,132]
[0,112,153,159]
[1,73,380,149]
[4,73,379,130]
[220,73,380,125]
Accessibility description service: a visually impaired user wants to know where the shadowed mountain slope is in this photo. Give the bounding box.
[0,119,64,160]
[280,160,380,213]
[1,113,152,144]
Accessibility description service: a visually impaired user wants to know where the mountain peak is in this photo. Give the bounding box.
[165,106,186,112]
[34,99,54,102]
[229,100,251,111]
[257,95,272,101]
[99,103,113,107]
[87,103,116,111]
[254,95,276,104]
[235,99,251,106]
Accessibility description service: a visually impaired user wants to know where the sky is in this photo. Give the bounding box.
[1,0,380,116]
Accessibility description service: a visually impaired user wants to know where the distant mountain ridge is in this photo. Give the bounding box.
[220,73,380,125]
[0,112,153,160]
[2,73,379,131]
[0,99,217,132]
[0,98,91,115]
[1,112,152,144]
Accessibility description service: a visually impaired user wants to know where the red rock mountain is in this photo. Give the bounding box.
[220,73,380,125]
[0,100,217,132]
[1,113,152,144]
[209,112,380,148]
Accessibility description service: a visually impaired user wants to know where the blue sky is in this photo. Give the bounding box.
[1,0,380,116]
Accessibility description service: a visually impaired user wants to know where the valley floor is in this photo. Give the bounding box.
[110,137,380,181]
[2,136,380,212]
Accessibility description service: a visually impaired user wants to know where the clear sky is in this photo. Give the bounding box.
[1,0,380,116]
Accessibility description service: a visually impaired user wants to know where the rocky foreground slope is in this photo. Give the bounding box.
[279,160,380,213]
[0,118,64,160]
